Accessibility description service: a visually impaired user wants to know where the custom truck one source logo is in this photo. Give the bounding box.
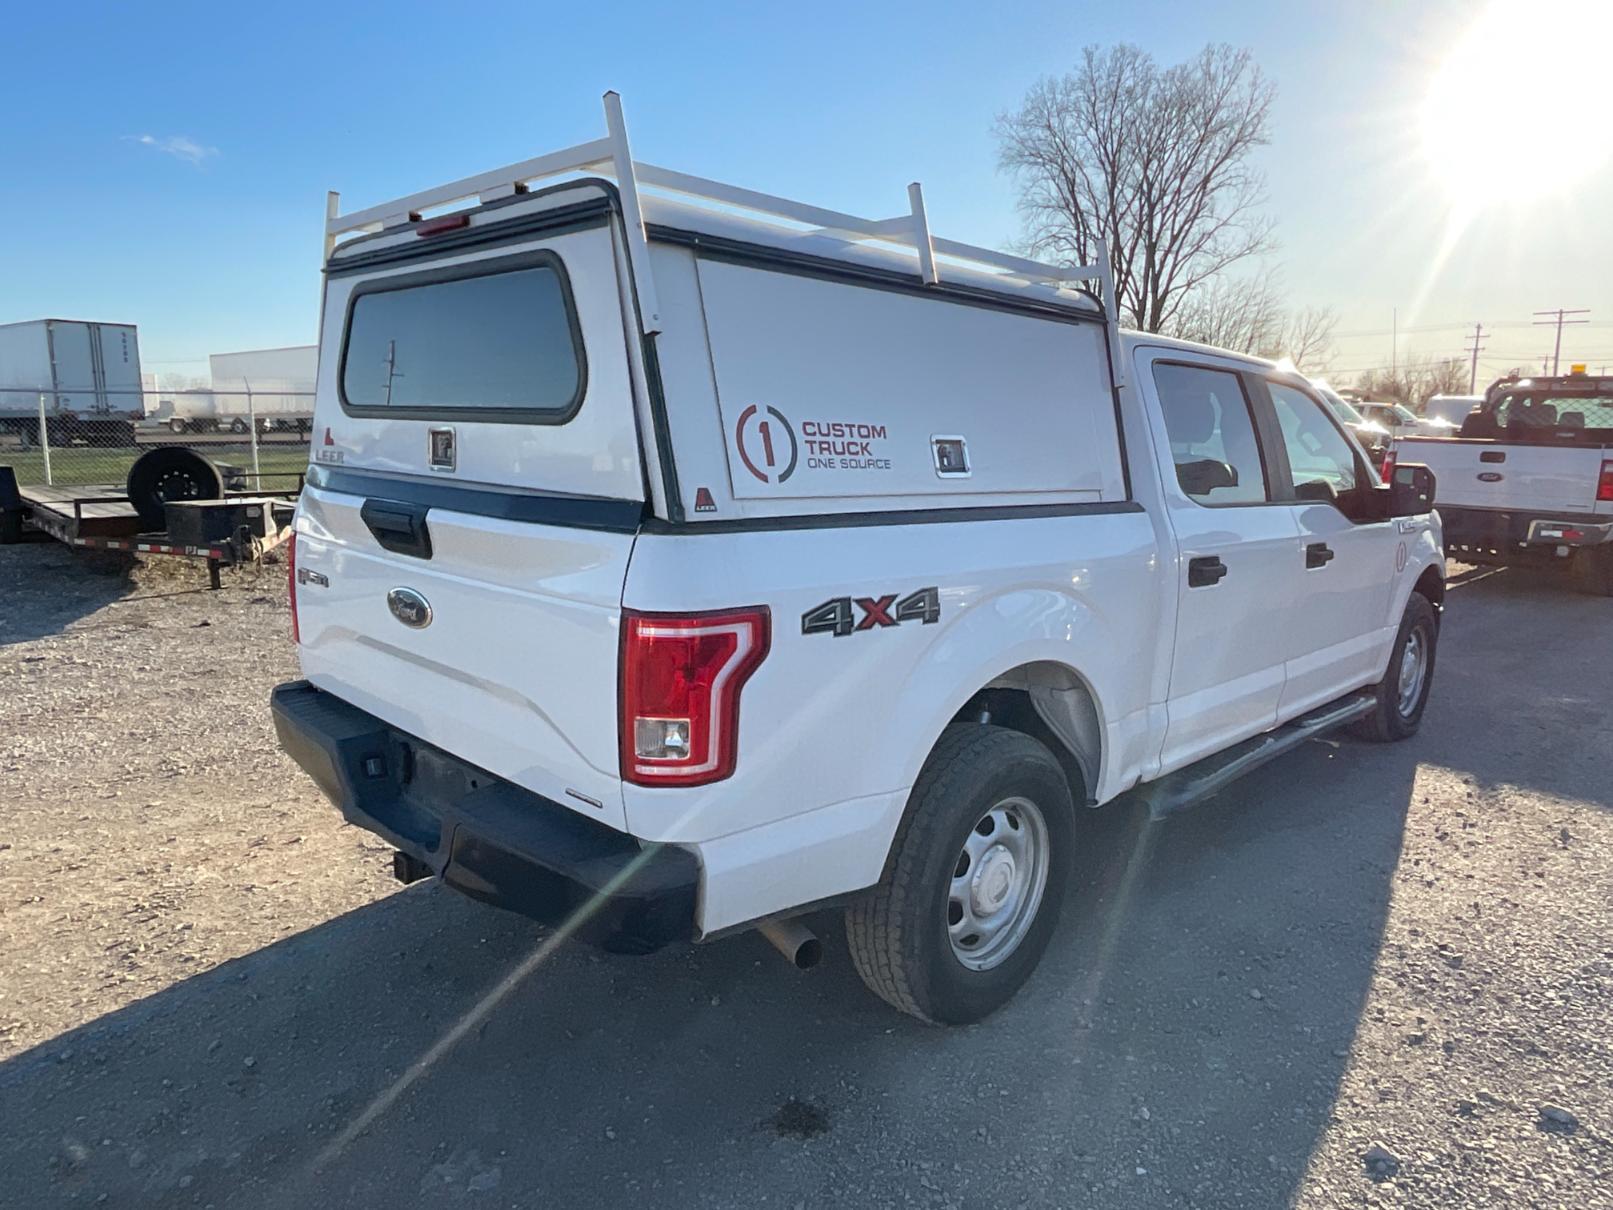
[735,405,894,484]
[735,405,799,484]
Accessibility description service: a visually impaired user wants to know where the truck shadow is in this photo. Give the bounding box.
[0,735,1417,1210]
[1432,565,1612,811]
[0,544,137,646]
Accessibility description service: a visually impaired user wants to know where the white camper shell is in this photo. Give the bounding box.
[274,94,1446,1023]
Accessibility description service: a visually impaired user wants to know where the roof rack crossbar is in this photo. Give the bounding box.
[323,91,1123,370]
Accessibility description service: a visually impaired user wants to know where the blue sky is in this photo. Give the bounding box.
[3,0,1610,384]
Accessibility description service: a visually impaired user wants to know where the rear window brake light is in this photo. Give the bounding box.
[415,213,470,237]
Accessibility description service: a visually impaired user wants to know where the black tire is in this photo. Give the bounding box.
[169,417,188,435]
[1350,593,1439,742]
[229,417,249,435]
[846,724,1075,1024]
[124,446,224,531]
[1570,546,1613,597]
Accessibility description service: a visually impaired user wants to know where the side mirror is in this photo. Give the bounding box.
[1388,462,1435,517]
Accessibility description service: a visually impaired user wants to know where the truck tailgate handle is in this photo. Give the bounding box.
[1187,555,1228,587]
[1480,450,1506,463]
[360,499,433,559]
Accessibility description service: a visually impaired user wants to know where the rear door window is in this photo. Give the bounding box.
[1152,363,1269,504]
[340,253,586,421]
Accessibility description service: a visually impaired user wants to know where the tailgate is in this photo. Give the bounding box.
[294,210,645,830]
[1400,437,1606,513]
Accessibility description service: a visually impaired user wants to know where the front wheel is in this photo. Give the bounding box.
[846,725,1074,1024]
[1351,593,1439,742]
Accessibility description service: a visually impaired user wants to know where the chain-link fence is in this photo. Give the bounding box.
[0,387,313,492]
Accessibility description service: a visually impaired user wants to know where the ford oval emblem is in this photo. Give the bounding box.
[1477,471,1504,483]
[387,587,432,629]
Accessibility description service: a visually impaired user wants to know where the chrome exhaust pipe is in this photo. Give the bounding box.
[757,918,823,970]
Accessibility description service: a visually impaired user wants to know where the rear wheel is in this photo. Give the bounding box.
[229,417,249,435]
[846,724,1074,1024]
[169,416,188,434]
[1351,593,1438,742]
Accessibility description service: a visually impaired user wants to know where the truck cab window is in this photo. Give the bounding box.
[1267,382,1359,502]
[1152,363,1268,504]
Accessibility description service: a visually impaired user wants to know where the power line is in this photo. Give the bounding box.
[1533,308,1590,375]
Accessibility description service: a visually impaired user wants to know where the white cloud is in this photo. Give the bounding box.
[127,134,218,166]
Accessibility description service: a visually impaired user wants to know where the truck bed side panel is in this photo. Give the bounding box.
[622,510,1161,932]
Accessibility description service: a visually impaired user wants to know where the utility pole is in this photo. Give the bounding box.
[1464,322,1487,394]
[1533,308,1589,375]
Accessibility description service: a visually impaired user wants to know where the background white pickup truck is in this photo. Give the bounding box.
[1396,372,1613,594]
[271,95,1447,1023]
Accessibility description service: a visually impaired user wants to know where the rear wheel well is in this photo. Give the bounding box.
[950,662,1099,807]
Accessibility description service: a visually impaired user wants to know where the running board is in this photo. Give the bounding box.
[1139,692,1378,820]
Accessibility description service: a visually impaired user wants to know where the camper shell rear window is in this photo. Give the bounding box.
[338,250,587,423]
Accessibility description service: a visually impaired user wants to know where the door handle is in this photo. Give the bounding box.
[1305,542,1335,569]
[1187,555,1228,587]
[1479,450,1506,464]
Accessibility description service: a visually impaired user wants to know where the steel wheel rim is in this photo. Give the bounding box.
[946,795,1050,971]
[1397,628,1427,716]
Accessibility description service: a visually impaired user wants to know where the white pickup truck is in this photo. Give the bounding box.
[271,95,1446,1023]
[1396,372,1613,594]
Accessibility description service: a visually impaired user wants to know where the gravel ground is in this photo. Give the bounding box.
[0,543,1608,1208]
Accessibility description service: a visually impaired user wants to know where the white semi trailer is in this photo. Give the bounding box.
[165,345,316,434]
[0,319,143,446]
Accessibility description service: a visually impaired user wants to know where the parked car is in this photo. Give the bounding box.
[1315,384,1393,471]
[1425,393,1483,428]
[270,97,1446,1024]
[1397,369,1613,593]
[1354,400,1421,436]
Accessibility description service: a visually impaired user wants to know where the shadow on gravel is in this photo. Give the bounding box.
[1431,566,1613,811]
[0,544,137,646]
[0,732,1417,1209]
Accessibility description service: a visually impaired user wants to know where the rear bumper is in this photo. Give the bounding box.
[1439,505,1613,562]
[270,680,698,950]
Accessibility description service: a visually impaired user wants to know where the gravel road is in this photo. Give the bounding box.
[0,544,1608,1208]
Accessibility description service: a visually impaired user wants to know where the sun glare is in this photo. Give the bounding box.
[1421,0,1613,201]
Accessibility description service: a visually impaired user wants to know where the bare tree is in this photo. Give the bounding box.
[997,43,1276,332]
[1168,274,1337,372]
[1166,270,1282,354]
[1282,306,1338,375]
[1354,358,1470,413]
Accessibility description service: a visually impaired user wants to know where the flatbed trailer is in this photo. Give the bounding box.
[0,470,300,589]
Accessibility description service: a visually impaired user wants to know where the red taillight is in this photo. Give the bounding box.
[287,531,300,644]
[1379,448,1397,483]
[1597,460,1613,502]
[620,607,770,787]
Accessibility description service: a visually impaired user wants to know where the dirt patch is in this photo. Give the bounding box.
[0,543,394,1059]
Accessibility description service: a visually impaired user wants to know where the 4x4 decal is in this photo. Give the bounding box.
[801,587,941,637]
